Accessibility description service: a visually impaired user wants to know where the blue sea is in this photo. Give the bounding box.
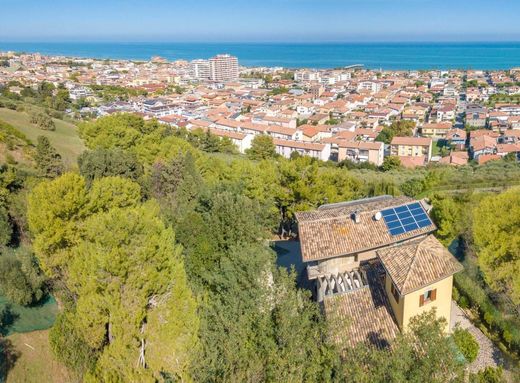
[1,42,520,70]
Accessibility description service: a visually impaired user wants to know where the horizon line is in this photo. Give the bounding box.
[2,40,520,44]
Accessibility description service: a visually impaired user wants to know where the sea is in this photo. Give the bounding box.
[1,42,520,70]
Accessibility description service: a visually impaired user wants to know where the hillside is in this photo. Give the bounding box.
[0,119,34,166]
[0,108,85,167]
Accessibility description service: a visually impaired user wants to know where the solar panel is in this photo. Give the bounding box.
[381,203,433,236]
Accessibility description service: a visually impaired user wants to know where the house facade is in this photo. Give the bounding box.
[390,136,433,162]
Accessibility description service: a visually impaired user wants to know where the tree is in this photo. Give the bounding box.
[376,120,415,144]
[453,325,479,363]
[27,174,140,278]
[200,130,220,153]
[53,89,71,111]
[430,195,463,246]
[246,135,277,160]
[73,205,198,382]
[78,114,197,165]
[469,367,506,383]
[150,152,204,227]
[381,156,401,171]
[28,174,199,381]
[503,152,518,162]
[35,136,63,178]
[30,111,55,131]
[0,204,11,247]
[49,311,98,379]
[339,310,465,383]
[166,181,337,382]
[218,137,238,154]
[78,148,144,186]
[472,187,520,304]
[0,248,46,306]
[400,178,425,197]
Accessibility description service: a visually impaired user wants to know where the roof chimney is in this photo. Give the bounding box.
[352,211,361,224]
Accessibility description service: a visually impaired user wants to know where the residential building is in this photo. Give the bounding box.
[190,59,211,80]
[446,129,467,147]
[294,70,321,82]
[295,196,462,348]
[390,136,433,162]
[209,54,239,82]
[337,141,385,166]
[273,138,331,161]
[208,128,254,154]
[420,122,453,139]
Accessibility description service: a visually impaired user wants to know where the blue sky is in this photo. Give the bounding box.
[1,0,520,42]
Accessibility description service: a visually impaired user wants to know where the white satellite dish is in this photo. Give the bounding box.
[374,211,382,221]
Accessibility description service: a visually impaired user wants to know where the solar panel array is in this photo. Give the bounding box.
[381,202,432,236]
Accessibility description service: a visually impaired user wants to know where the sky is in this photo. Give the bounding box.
[1,0,520,42]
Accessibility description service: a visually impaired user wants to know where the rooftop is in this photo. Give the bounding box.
[324,261,400,349]
[377,235,463,296]
[296,196,436,262]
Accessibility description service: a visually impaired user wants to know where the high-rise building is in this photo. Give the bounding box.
[209,54,239,82]
[190,59,211,80]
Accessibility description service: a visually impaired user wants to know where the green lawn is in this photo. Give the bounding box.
[0,108,85,167]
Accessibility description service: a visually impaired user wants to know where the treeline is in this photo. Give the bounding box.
[0,113,481,382]
[1,81,71,112]
[430,189,520,364]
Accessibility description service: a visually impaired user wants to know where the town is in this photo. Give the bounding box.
[1,48,520,383]
[1,51,520,168]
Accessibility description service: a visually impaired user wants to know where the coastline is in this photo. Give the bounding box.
[2,41,520,70]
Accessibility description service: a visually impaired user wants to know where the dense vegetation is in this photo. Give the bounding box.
[1,112,520,381]
[430,189,520,368]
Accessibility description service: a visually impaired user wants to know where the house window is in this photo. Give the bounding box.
[419,289,437,307]
[390,282,400,304]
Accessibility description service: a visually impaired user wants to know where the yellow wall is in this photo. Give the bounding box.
[385,274,404,327]
[385,274,453,333]
[390,143,433,161]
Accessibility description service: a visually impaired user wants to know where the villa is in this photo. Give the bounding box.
[295,195,463,349]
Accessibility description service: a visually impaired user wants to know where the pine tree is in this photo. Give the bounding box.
[35,136,63,178]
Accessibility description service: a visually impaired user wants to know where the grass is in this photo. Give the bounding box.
[0,108,85,167]
[3,330,71,383]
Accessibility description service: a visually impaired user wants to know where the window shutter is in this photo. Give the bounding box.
[431,289,437,301]
[419,294,424,307]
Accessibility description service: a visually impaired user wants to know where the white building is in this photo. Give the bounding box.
[357,80,382,94]
[190,59,211,80]
[209,54,239,82]
[294,70,321,82]
[273,138,331,161]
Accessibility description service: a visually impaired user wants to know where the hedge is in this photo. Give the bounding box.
[454,271,520,355]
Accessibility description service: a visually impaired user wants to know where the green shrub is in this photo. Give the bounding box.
[0,249,47,306]
[469,366,505,383]
[454,268,520,355]
[453,325,479,363]
[29,111,55,131]
[458,295,469,309]
[452,286,460,302]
